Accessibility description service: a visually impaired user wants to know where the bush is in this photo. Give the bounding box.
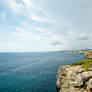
[71,59,92,71]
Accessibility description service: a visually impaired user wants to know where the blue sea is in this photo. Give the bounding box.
[0,51,84,92]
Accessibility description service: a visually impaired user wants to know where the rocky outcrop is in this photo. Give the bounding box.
[56,65,92,92]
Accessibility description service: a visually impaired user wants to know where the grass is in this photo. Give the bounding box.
[88,51,92,54]
[71,59,92,71]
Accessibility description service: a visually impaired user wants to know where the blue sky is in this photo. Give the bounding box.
[0,0,92,52]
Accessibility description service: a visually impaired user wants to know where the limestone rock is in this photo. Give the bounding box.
[56,65,92,92]
[87,78,92,89]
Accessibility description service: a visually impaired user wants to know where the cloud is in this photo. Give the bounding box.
[78,33,89,40]
[11,26,42,42]
[51,41,62,46]
[10,26,24,32]
[8,0,24,13]
[0,13,6,20]
[0,0,92,52]
[78,37,89,40]
[22,0,33,8]
[30,13,55,23]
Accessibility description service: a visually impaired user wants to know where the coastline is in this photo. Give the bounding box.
[72,50,92,59]
[56,51,92,92]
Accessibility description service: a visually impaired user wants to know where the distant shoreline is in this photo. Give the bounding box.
[72,50,92,59]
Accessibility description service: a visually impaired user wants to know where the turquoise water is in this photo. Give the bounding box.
[0,51,84,92]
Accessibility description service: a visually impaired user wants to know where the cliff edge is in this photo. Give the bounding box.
[56,65,92,92]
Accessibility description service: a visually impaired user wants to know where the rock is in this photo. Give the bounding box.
[77,68,85,73]
[56,66,67,89]
[56,65,92,92]
[71,74,83,87]
[82,71,92,80]
[87,78,92,89]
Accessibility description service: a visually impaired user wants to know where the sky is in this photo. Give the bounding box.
[0,0,92,52]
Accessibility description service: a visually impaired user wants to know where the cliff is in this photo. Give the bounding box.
[56,65,92,92]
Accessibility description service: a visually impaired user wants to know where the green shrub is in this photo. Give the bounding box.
[71,59,92,71]
[88,51,92,53]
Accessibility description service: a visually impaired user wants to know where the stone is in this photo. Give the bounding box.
[71,74,83,87]
[56,65,92,92]
[87,78,92,89]
[81,71,92,80]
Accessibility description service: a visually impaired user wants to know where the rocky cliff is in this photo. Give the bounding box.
[56,65,92,92]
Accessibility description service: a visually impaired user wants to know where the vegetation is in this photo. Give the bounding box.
[88,51,92,53]
[71,59,92,71]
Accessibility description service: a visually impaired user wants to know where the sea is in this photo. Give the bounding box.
[0,51,84,92]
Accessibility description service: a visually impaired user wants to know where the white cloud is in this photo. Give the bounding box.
[0,0,92,52]
[0,13,6,20]
[10,26,24,32]
[8,0,24,13]
[10,26,43,42]
[78,33,89,40]
[2,0,54,24]
[22,0,33,8]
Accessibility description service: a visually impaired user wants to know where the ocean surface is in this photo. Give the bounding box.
[0,51,84,92]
